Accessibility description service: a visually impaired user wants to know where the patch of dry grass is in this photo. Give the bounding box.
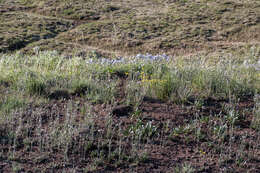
[0,0,259,56]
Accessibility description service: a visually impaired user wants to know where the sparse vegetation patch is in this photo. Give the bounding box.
[0,0,260,172]
[0,49,259,172]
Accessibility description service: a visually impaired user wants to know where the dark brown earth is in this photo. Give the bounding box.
[0,77,259,172]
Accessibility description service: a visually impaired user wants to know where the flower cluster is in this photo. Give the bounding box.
[135,53,170,62]
[243,59,260,71]
[140,67,167,87]
[85,53,170,65]
[85,57,125,65]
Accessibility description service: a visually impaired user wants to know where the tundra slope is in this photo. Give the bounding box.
[0,0,259,57]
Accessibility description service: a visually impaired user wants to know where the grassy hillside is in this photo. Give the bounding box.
[0,0,259,57]
[0,0,260,172]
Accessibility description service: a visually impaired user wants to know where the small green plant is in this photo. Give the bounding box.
[174,163,195,173]
[125,119,158,141]
[0,95,25,115]
[26,78,47,96]
[170,124,193,137]
[225,109,239,126]
[251,94,260,130]
[126,80,146,107]
[213,122,228,142]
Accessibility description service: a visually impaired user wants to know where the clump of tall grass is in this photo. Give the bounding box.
[141,55,259,102]
[251,94,260,130]
[0,51,118,102]
[0,50,259,104]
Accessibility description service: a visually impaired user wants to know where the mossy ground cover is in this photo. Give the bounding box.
[0,0,260,172]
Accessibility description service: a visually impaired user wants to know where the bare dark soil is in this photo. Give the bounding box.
[0,79,259,172]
